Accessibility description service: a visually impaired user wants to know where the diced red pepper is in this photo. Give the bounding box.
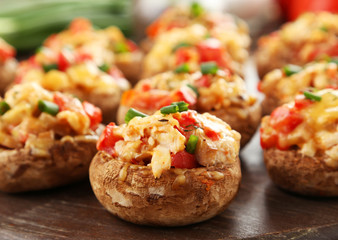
[0,45,15,62]
[96,123,123,156]
[171,150,198,168]
[146,20,161,38]
[126,40,138,52]
[53,92,86,115]
[175,47,194,66]
[69,18,92,33]
[82,101,102,130]
[76,52,93,63]
[260,128,278,149]
[196,75,212,88]
[270,106,303,134]
[58,50,72,71]
[196,38,228,67]
[294,97,313,110]
[204,126,220,141]
[173,86,197,106]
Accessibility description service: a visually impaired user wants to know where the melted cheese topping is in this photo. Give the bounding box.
[112,111,240,178]
[143,21,249,77]
[133,70,257,117]
[261,61,337,104]
[0,83,94,150]
[262,89,338,167]
[18,52,130,95]
[257,12,338,67]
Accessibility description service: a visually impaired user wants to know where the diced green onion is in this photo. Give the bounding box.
[160,105,179,115]
[329,58,338,65]
[186,134,198,154]
[204,32,211,39]
[114,42,129,53]
[171,101,189,112]
[38,100,59,116]
[303,91,322,102]
[201,62,218,75]
[99,63,110,72]
[320,26,328,32]
[43,64,58,72]
[175,63,190,73]
[283,64,302,76]
[187,84,199,97]
[125,108,148,123]
[172,42,192,52]
[0,101,10,115]
[191,2,204,17]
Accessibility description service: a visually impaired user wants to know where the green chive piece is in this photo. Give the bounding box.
[171,101,189,112]
[303,91,322,102]
[160,105,179,115]
[175,63,190,73]
[43,64,58,72]
[38,100,59,116]
[329,58,338,65]
[0,101,10,115]
[320,26,328,32]
[187,84,199,97]
[172,42,192,52]
[204,32,211,39]
[283,64,302,76]
[186,134,199,154]
[125,108,148,123]
[99,63,110,72]
[201,62,218,75]
[191,2,204,17]
[114,42,129,53]
[35,46,44,54]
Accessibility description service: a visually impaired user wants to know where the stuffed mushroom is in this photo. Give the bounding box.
[118,63,261,147]
[0,83,102,192]
[261,89,338,196]
[90,105,241,226]
[259,59,337,115]
[255,12,338,78]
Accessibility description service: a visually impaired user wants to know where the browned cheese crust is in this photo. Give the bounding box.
[264,148,338,196]
[0,135,98,193]
[90,151,241,226]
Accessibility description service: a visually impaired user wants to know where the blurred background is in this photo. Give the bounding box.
[0,0,337,54]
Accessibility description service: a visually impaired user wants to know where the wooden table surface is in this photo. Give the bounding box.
[0,61,337,240]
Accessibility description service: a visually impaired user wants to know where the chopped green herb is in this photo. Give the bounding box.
[99,63,110,72]
[304,91,322,102]
[204,32,211,39]
[201,62,218,75]
[0,101,10,115]
[320,26,328,32]
[171,101,189,112]
[187,84,199,97]
[329,58,338,65]
[172,42,192,52]
[114,42,129,53]
[125,108,148,123]
[38,100,59,116]
[175,63,190,73]
[186,135,198,154]
[42,64,58,72]
[191,2,204,17]
[283,64,302,76]
[160,105,179,115]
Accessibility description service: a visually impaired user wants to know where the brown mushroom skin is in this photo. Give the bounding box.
[90,151,241,226]
[0,136,98,193]
[264,148,338,196]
